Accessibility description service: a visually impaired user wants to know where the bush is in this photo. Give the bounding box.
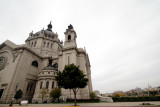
[112,96,160,102]
[66,99,100,103]
[50,88,61,103]
[14,89,23,101]
[43,101,47,103]
[90,92,96,99]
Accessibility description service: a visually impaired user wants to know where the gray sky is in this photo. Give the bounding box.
[0,0,160,93]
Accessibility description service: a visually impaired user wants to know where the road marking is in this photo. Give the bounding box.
[8,106,80,107]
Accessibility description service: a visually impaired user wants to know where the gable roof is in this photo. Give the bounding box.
[0,40,17,50]
[0,40,43,59]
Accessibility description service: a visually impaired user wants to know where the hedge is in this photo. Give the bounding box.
[112,96,160,102]
[66,99,100,102]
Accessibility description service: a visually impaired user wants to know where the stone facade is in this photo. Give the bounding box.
[0,23,93,103]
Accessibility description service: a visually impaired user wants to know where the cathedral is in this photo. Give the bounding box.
[0,22,93,103]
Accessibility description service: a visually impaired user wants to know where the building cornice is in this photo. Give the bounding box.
[26,36,63,48]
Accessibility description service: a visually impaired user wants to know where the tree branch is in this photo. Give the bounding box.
[76,88,79,93]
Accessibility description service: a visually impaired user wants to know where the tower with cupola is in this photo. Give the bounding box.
[58,24,92,99]
[64,24,77,49]
[59,25,78,71]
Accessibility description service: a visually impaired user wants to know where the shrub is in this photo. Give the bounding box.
[90,92,96,99]
[112,96,160,102]
[66,99,100,103]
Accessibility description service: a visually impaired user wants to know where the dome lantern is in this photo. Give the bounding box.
[47,21,52,31]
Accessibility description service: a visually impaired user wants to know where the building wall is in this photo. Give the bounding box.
[0,46,43,102]
[20,50,42,101]
[0,46,20,102]
[77,53,90,99]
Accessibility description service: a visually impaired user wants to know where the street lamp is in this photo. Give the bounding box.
[9,83,19,106]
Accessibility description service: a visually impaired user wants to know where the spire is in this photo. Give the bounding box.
[47,21,52,31]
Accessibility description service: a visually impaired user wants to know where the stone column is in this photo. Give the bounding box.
[42,79,46,89]
[49,79,52,90]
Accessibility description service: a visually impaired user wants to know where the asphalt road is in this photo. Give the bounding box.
[0,101,160,107]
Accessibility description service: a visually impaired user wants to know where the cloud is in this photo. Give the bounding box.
[0,0,160,93]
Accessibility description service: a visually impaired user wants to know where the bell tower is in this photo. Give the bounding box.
[64,24,77,49]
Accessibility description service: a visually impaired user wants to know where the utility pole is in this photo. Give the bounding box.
[9,83,19,106]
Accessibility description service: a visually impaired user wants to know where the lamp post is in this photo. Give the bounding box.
[9,83,19,106]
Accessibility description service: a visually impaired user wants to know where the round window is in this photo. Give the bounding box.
[0,57,6,70]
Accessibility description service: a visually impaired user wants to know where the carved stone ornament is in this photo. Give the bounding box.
[0,56,7,70]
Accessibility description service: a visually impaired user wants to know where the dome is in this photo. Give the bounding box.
[26,22,59,42]
[42,59,58,71]
[34,29,56,37]
[26,29,58,42]
[42,65,58,71]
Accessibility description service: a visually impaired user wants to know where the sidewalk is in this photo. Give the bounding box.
[0,101,160,107]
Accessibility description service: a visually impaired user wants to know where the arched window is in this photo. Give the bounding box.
[31,42,33,47]
[26,84,30,91]
[32,61,38,67]
[34,41,36,47]
[43,42,46,47]
[47,42,49,48]
[52,82,54,89]
[53,63,58,68]
[0,89,4,99]
[50,44,53,49]
[68,35,71,41]
[46,81,49,89]
[40,82,43,89]
[29,84,33,91]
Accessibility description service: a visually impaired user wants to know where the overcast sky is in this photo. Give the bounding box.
[0,0,160,93]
